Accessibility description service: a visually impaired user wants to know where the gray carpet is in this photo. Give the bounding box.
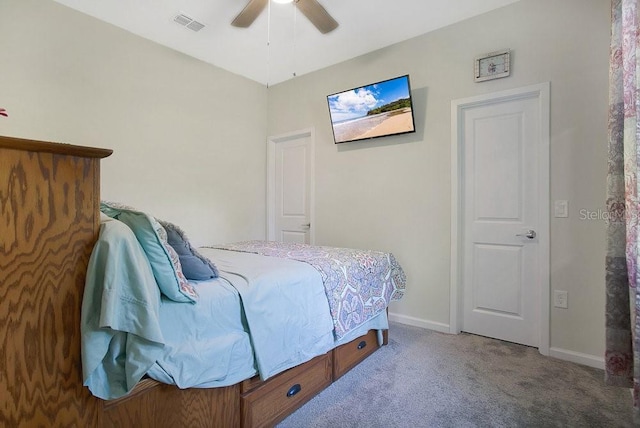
[277,322,635,428]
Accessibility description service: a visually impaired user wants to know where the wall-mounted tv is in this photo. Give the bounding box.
[327,75,416,144]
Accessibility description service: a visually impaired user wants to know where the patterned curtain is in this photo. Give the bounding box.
[605,0,640,412]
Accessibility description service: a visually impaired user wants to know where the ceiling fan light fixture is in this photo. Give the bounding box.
[232,0,337,34]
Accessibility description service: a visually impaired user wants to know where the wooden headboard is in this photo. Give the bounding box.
[0,136,112,426]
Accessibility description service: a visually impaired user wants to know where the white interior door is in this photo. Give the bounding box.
[267,129,314,244]
[454,85,549,348]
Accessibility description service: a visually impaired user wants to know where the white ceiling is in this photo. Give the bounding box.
[52,0,520,86]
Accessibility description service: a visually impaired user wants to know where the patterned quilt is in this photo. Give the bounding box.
[211,241,406,339]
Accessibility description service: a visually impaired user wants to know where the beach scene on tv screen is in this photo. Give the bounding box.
[328,76,415,143]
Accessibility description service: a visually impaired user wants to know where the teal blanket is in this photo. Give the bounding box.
[81,215,165,400]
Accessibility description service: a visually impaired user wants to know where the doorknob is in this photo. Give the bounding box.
[516,229,536,239]
[301,223,311,230]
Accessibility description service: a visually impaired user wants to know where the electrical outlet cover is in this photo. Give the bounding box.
[554,200,568,218]
[553,290,568,308]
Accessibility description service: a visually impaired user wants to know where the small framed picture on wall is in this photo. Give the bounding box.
[474,49,511,82]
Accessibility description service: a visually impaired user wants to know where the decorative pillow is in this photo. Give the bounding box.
[100,202,198,303]
[160,221,219,281]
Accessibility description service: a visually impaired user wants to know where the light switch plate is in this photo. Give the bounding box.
[554,200,568,218]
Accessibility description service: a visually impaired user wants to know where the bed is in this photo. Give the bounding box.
[1,136,406,427]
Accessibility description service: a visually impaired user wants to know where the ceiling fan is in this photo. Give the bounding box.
[232,0,339,34]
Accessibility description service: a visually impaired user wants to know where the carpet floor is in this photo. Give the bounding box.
[277,322,635,427]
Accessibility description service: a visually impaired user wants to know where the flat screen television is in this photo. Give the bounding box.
[327,75,416,144]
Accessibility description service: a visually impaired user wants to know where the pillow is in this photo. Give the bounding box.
[101,202,198,303]
[159,220,219,281]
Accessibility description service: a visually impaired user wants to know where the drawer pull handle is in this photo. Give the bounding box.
[287,384,302,398]
[357,340,367,350]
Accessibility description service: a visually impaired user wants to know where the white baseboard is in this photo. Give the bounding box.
[548,347,604,370]
[388,312,451,334]
[388,312,604,370]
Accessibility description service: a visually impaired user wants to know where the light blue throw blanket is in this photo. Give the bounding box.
[81,215,165,400]
[82,217,257,400]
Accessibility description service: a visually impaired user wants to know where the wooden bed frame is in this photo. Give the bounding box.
[1,135,388,428]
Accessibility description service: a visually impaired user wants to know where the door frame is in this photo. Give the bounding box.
[266,127,316,244]
[450,83,550,355]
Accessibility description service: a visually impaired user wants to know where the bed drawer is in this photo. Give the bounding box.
[241,353,332,428]
[333,329,381,380]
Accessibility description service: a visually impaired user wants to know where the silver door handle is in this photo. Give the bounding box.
[516,230,536,239]
[302,223,311,229]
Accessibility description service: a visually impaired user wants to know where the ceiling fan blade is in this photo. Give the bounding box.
[232,0,268,28]
[295,0,338,34]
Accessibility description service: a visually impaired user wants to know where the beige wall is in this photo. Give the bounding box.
[0,0,268,246]
[267,0,610,364]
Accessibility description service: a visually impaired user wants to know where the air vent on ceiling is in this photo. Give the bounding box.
[173,13,205,32]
